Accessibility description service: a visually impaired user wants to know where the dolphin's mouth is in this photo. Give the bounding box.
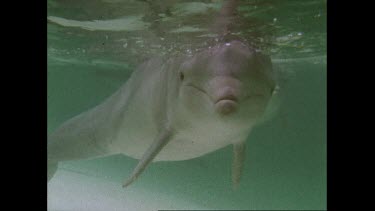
[185,84,239,104]
[184,84,208,96]
[214,94,239,115]
[215,95,238,104]
[215,99,238,115]
[184,84,239,115]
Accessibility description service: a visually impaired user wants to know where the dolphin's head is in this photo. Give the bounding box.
[177,40,276,122]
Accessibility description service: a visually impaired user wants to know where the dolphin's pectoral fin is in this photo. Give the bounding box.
[232,141,246,189]
[123,128,173,188]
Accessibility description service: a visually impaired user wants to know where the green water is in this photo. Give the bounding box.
[48,0,326,210]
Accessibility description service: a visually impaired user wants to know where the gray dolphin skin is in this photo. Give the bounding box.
[48,40,276,188]
[47,0,276,188]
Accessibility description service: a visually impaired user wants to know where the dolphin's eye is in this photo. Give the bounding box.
[179,72,185,81]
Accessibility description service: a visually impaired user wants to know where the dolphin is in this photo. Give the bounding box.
[47,0,276,188]
[48,40,276,188]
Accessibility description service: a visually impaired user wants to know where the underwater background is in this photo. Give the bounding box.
[47,0,326,210]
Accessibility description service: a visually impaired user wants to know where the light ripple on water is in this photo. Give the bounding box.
[48,15,150,32]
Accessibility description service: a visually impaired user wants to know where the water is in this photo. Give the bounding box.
[47,0,326,210]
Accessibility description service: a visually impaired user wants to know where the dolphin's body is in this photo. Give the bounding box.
[47,40,276,187]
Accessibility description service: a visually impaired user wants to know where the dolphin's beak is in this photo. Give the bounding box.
[215,99,238,115]
[212,85,240,115]
[214,93,238,104]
